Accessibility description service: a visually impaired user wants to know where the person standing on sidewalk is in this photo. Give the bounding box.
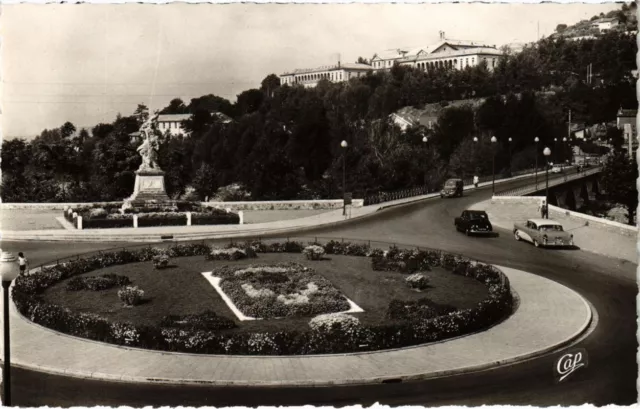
[18,252,29,275]
[473,175,479,188]
[538,200,548,219]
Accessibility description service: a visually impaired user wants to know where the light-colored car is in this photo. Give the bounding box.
[550,166,563,174]
[513,219,574,248]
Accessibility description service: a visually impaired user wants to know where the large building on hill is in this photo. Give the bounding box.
[371,37,503,72]
[279,63,373,88]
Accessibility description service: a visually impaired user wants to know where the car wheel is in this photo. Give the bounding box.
[440,194,444,198]
[514,230,521,241]
[533,239,540,248]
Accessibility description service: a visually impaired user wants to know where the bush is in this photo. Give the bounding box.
[89,208,108,219]
[66,274,131,291]
[309,312,360,333]
[118,286,145,306]
[303,245,325,260]
[387,298,457,321]
[405,273,429,290]
[153,254,171,269]
[137,213,186,227]
[206,247,256,261]
[160,310,236,331]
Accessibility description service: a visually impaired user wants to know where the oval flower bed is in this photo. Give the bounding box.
[12,240,513,355]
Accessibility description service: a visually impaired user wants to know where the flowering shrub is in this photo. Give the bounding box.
[215,263,349,318]
[206,247,256,261]
[153,254,171,269]
[12,240,513,356]
[89,208,108,218]
[405,273,429,290]
[303,245,325,260]
[309,312,360,332]
[118,286,145,306]
[66,274,131,291]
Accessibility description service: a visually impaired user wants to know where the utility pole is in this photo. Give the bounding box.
[567,109,572,165]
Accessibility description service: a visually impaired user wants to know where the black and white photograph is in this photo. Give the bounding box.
[0,2,637,407]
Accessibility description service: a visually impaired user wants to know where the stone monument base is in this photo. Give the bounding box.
[125,169,172,207]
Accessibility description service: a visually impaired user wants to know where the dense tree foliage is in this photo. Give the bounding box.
[2,23,634,202]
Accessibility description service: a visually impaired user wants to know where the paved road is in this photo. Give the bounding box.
[0,174,636,407]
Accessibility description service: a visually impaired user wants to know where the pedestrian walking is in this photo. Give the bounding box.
[18,252,29,275]
[538,200,548,219]
[473,175,479,188]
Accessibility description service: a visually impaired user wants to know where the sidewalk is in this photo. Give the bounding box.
[1,170,552,243]
[473,199,637,264]
[0,266,591,386]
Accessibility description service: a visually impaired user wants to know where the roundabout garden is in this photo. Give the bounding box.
[13,240,514,355]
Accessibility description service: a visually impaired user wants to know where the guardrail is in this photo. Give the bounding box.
[495,167,602,197]
[362,165,548,206]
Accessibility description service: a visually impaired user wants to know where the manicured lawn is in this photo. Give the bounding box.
[42,253,488,334]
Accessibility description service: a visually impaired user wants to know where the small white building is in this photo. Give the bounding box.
[279,63,373,88]
[591,17,619,32]
[157,114,192,137]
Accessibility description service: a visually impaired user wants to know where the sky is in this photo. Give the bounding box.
[1,2,620,139]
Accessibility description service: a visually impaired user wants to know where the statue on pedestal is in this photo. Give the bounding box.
[137,111,161,171]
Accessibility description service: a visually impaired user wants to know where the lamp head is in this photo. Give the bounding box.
[422,136,428,143]
[0,251,20,282]
[534,137,539,143]
[543,147,551,156]
[491,136,497,143]
[340,140,348,148]
[473,137,478,142]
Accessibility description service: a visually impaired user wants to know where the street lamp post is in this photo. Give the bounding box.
[508,137,512,176]
[491,136,497,195]
[534,137,539,189]
[0,251,20,407]
[422,136,428,190]
[340,140,348,216]
[543,148,551,218]
[553,138,558,164]
[562,137,567,166]
[472,137,478,178]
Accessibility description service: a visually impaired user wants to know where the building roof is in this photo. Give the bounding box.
[281,63,372,76]
[400,47,503,63]
[528,218,563,226]
[158,114,192,122]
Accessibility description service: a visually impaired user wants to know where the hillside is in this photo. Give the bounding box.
[551,2,637,40]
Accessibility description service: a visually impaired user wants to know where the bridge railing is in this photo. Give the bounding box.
[495,167,602,197]
[362,165,548,206]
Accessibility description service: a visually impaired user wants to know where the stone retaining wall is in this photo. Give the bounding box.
[548,205,637,238]
[0,199,363,211]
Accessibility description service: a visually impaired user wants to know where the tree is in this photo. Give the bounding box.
[260,74,281,98]
[556,24,568,33]
[191,162,218,200]
[601,151,638,225]
[235,89,264,116]
[60,121,76,138]
[356,57,370,65]
[133,104,149,125]
[161,98,188,114]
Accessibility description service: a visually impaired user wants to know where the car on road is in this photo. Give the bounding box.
[513,218,574,248]
[550,165,563,174]
[454,210,493,235]
[440,178,463,198]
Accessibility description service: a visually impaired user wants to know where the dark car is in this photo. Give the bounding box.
[440,178,463,198]
[455,210,493,236]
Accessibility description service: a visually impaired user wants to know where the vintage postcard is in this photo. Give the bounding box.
[0,2,636,407]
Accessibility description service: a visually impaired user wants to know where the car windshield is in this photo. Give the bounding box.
[539,225,563,232]
[468,212,487,220]
[445,180,458,187]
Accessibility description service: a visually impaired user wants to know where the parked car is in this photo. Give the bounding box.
[440,178,463,198]
[550,165,563,174]
[513,219,574,248]
[454,210,493,235]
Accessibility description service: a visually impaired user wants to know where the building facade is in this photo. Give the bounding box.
[279,63,373,88]
[371,39,503,72]
[157,114,192,137]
